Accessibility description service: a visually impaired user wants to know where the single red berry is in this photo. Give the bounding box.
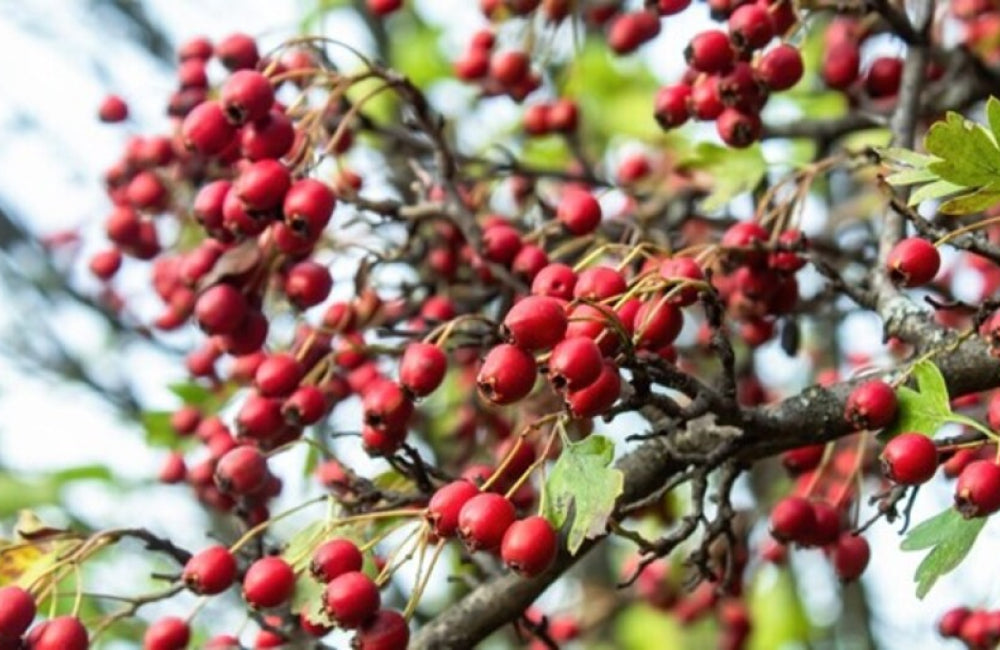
[781,444,825,474]
[399,343,448,397]
[158,452,186,484]
[502,296,568,351]
[547,99,579,133]
[716,107,762,148]
[832,533,870,582]
[685,30,735,73]
[938,607,970,638]
[454,48,491,81]
[481,223,523,265]
[218,309,269,355]
[659,0,692,14]
[214,446,268,495]
[769,229,808,272]
[822,41,860,90]
[844,380,897,430]
[477,344,537,405]
[881,433,938,485]
[221,70,275,125]
[886,237,940,287]
[177,59,209,89]
[557,189,602,236]
[243,557,295,608]
[654,84,692,129]
[195,284,247,335]
[241,110,295,161]
[143,617,190,650]
[98,94,129,123]
[548,337,604,391]
[235,159,291,212]
[728,3,774,50]
[368,0,404,15]
[24,616,89,650]
[865,56,903,98]
[89,249,122,280]
[565,360,621,418]
[254,353,302,399]
[216,33,259,71]
[801,500,841,547]
[511,244,549,281]
[501,516,559,577]
[955,460,1000,517]
[323,571,381,629]
[717,62,766,112]
[181,101,237,156]
[769,496,816,543]
[178,36,213,62]
[634,299,684,349]
[311,538,364,583]
[362,381,413,434]
[183,545,238,595]
[353,609,410,650]
[607,11,661,54]
[689,75,724,120]
[574,266,627,301]
[0,586,35,639]
[236,393,284,440]
[427,480,481,537]
[755,44,803,91]
[659,257,705,306]
[490,50,530,86]
[531,263,577,300]
[285,260,333,309]
[126,171,169,211]
[523,104,550,136]
[458,493,517,552]
[282,385,327,425]
[283,178,336,241]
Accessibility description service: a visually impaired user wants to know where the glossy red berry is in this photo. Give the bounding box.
[311,538,364,582]
[143,617,190,650]
[574,266,627,301]
[755,44,803,91]
[183,545,238,595]
[323,571,380,628]
[557,189,602,235]
[881,433,938,485]
[241,110,295,161]
[659,0,692,13]
[844,380,897,430]
[399,343,448,397]
[689,75,724,120]
[832,533,870,582]
[0,586,35,639]
[822,42,860,89]
[458,493,516,551]
[511,244,549,281]
[865,57,903,98]
[654,84,692,129]
[285,260,333,309]
[253,354,301,398]
[781,444,825,474]
[89,249,122,280]
[548,337,604,391]
[769,496,816,543]
[502,296,568,351]
[243,556,296,608]
[547,99,579,133]
[24,616,89,650]
[607,11,661,54]
[181,101,237,156]
[427,480,481,537]
[886,237,940,287]
[98,94,129,123]
[501,516,559,577]
[659,256,705,306]
[481,223,523,265]
[938,607,970,638]
[195,284,247,335]
[685,30,735,73]
[477,344,537,405]
[955,460,1000,517]
[362,381,413,434]
[218,309,269,356]
[634,299,684,349]
[216,33,259,71]
[215,446,268,495]
[353,609,410,650]
[282,385,327,426]
[716,107,761,148]
[235,160,291,212]
[158,452,186,484]
[566,360,621,418]
[728,4,774,50]
[490,50,530,86]
[531,263,577,300]
[221,70,274,125]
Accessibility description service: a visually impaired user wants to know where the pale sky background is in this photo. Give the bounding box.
[0,1,988,648]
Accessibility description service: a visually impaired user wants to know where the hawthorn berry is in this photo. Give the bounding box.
[531,263,577,300]
[311,538,364,582]
[24,616,89,650]
[215,33,259,71]
[939,607,970,638]
[0,586,35,640]
[634,299,684,349]
[574,266,627,301]
[183,545,238,595]
[221,70,274,125]
[143,617,190,650]
[323,571,381,628]
[844,380,897,430]
[865,57,904,98]
[98,94,129,123]
[362,380,413,434]
[955,460,1000,517]
[756,44,803,91]
[716,107,762,148]
[685,30,735,73]
[243,556,296,608]
[557,189,602,235]
[236,393,284,440]
[285,260,333,309]
[181,101,237,156]
[654,84,692,129]
[607,11,661,54]
[881,433,938,485]
[822,42,861,89]
[353,609,410,650]
[235,159,291,212]
[214,445,269,495]
[195,284,247,335]
[458,492,517,551]
[547,337,604,391]
[399,342,448,397]
[802,500,841,547]
[886,237,940,287]
[689,75,725,120]
[565,360,621,418]
[769,496,816,543]
[241,109,295,161]
[781,444,825,474]
[659,257,704,306]
[832,533,870,582]
[501,516,559,577]
[502,296,568,350]
[427,480,481,537]
[477,344,537,405]
[490,50,530,86]
[728,4,774,50]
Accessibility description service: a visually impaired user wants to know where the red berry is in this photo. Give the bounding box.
[241,110,295,161]
[547,99,579,133]
[881,433,938,485]
[215,446,269,495]
[481,223,523,265]
[458,493,516,551]
[282,385,327,425]
[501,516,559,576]
[218,309,269,355]
[938,607,970,638]
[523,104,550,136]
[427,480,481,537]
[755,44,803,91]
[822,42,860,90]
[490,51,530,86]
[716,107,761,148]
[865,57,903,98]
[368,0,404,15]
[158,452,186,484]
[685,30,735,74]
[216,33,259,71]
[781,444,825,474]
[728,4,774,50]
[323,571,380,628]
[182,101,237,156]
[502,296,568,351]
[311,538,364,582]
[844,380,897,430]
[477,344,537,405]
[769,496,816,543]
[195,284,247,335]
[243,556,296,608]
[353,609,410,650]
[235,160,291,212]
[399,343,448,397]
[634,299,684,349]
[832,533,870,582]
[565,360,621,418]
[886,237,940,287]
[183,545,238,595]
[221,70,274,125]
[955,460,1000,517]
[0,586,35,639]
[659,0,692,14]
[24,616,88,650]
[689,75,724,120]
[556,189,602,236]
[802,500,841,547]
[608,11,661,54]
[654,84,692,129]
[659,257,705,306]
[574,266,627,301]
[143,617,190,650]
[98,94,129,123]
[237,394,285,441]
[511,244,549,281]
[531,263,577,300]
[548,337,604,391]
[283,178,336,241]
[89,249,122,280]
[362,381,413,434]
[254,353,302,397]
[285,261,333,309]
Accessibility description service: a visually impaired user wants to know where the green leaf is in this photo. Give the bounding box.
[907,178,965,205]
[390,20,450,88]
[925,112,1000,186]
[885,167,940,187]
[939,184,1000,214]
[543,435,623,555]
[168,382,213,407]
[876,147,939,168]
[883,360,953,439]
[281,520,328,572]
[682,143,767,212]
[987,96,1000,144]
[902,507,986,598]
[139,411,181,449]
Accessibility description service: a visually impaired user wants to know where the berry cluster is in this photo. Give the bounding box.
[939,606,1000,649]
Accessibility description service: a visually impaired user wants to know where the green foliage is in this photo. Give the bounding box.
[747,567,810,650]
[680,143,768,212]
[543,435,624,555]
[390,19,450,88]
[614,603,715,649]
[879,97,1000,214]
[883,360,953,439]
[901,506,986,598]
